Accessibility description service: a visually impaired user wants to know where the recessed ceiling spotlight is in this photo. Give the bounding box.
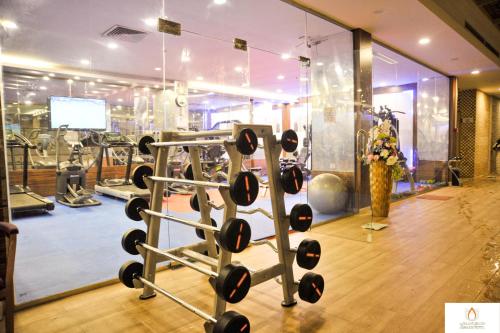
[277,75,285,80]
[421,92,428,98]
[39,86,47,90]
[192,89,198,93]
[89,81,95,86]
[154,67,161,71]
[92,90,99,94]
[143,87,150,92]
[67,79,74,84]
[74,76,80,80]
[48,73,55,77]
[134,93,140,97]
[316,62,324,67]
[28,92,36,97]
[422,77,429,82]
[214,0,227,4]
[24,100,33,105]
[471,69,480,75]
[154,84,160,89]
[234,66,243,73]
[418,37,430,45]
[42,76,50,81]
[80,59,90,65]
[143,18,156,27]
[0,20,18,30]
[281,53,291,60]
[196,76,204,81]
[432,96,439,102]
[107,42,118,49]
[117,98,123,102]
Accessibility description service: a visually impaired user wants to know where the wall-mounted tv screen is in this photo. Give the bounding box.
[49,96,106,130]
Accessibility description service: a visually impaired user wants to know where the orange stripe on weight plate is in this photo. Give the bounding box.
[236,234,242,250]
[240,323,248,331]
[236,272,248,287]
[312,282,322,297]
[306,253,320,258]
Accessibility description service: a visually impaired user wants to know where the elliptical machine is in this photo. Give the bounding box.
[55,125,101,207]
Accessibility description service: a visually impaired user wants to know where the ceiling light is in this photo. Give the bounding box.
[97,79,103,82]
[154,85,160,89]
[471,70,480,75]
[143,18,156,27]
[80,59,90,65]
[196,76,204,81]
[39,86,47,90]
[432,96,439,102]
[134,93,140,97]
[277,75,285,80]
[107,42,118,49]
[89,81,95,86]
[202,100,210,105]
[143,87,150,92]
[48,73,55,77]
[24,101,33,105]
[154,67,161,71]
[28,92,36,97]
[422,77,429,82]
[276,89,283,93]
[181,48,191,63]
[421,92,428,98]
[214,0,227,4]
[42,76,50,81]
[281,53,291,60]
[234,66,243,73]
[92,90,99,94]
[0,20,18,30]
[117,98,123,102]
[74,76,80,80]
[418,37,430,45]
[67,79,74,84]
[316,62,324,67]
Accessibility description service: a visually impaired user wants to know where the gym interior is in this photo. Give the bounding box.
[0,0,499,332]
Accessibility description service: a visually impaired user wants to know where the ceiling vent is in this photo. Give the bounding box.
[102,25,148,43]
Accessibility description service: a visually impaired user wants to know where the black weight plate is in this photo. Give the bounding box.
[235,128,258,155]
[138,136,155,155]
[229,172,259,206]
[121,229,146,255]
[132,165,153,189]
[296,239,321,270]
[289,203,313,232]
[125,197,150,221]
[217,218,251,253]
[195,218,218,240]
[189,192,210,212]
[184,164,194,180]
[216,264,251,304]
[280,165,303,194]
[281,129,299,152]
[298,272,324,304]
[214,311,250,333]
[118,261,143,288]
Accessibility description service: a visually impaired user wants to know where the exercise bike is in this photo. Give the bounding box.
[55,125,101,207]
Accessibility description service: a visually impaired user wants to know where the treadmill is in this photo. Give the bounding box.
[93,132,150,200]
[7,132,55,214]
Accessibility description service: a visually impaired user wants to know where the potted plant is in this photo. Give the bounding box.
[363,120,403,217]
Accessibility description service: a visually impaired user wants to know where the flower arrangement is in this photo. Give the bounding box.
[363,120,403,180]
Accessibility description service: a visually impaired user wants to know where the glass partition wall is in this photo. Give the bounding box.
[372,43,450,198]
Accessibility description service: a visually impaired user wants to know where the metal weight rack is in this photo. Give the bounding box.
[119,124,324,333]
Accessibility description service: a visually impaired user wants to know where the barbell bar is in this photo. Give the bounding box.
[125,197,251,253]
[118,261,251,332]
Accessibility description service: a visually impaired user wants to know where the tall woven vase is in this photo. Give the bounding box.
[369,160,393,217]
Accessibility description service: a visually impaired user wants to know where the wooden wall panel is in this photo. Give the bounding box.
[8,164,148,197]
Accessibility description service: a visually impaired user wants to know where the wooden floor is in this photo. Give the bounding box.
[13,179,500,333]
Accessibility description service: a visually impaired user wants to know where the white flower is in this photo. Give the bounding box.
[386,155,398,166]
[380,149,389,158]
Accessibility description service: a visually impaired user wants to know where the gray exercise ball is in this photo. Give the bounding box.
[308,173,348,214]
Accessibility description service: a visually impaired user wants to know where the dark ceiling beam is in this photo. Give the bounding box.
[474,0,499,7]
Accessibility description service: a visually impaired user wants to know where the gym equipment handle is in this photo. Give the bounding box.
[143,209,219,233]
